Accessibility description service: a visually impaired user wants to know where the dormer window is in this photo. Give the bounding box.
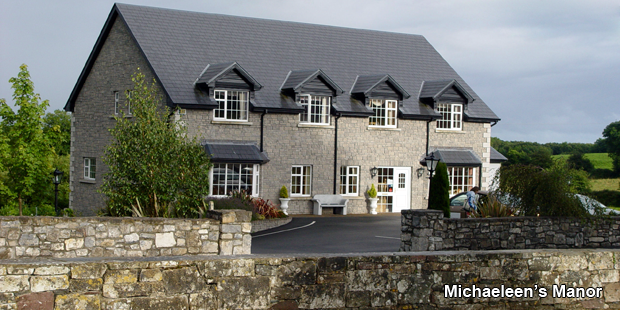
[298,94,331,124]
[368,99,397,128]
[280,69,344,126]
[436,103,462,130]
[419,79,473,132]
[214,90,249,121]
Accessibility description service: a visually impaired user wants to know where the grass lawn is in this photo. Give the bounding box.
[591,178,620,192]
[552,153,613,170]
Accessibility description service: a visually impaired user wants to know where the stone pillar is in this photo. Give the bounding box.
[400,209,444,251]
[207,210,252,255]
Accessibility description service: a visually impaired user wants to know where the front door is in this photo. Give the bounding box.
[376,167,411,213]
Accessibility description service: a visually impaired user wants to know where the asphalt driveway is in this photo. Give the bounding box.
[251,214,402,254]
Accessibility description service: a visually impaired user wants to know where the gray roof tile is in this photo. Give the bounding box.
[67,3,499,121]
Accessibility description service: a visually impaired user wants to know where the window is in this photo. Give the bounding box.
[291,165,312,196]
[368,99,397,128]
[127,91,133,115]
[339,166,359,195]
[214,90,248,121]
[84,157,96,180]
[211,163,259,196]
[298,95,330,124]
[436,103,462,130]
[114,92,119,114]
[447,166,476,196]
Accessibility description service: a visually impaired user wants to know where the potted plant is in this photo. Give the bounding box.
[279,185,290,215]
[367,184,378,215]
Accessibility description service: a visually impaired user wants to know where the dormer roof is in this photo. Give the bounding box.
[350,74,410,99]
[280,69,344,96]
[194,62,262,91]
[419,79,474,106]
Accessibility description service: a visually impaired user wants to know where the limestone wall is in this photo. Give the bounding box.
[0,210,251,260]
[401,209,620,252]
[0,250,619,309]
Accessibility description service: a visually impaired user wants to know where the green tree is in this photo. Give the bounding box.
[602,121,620,174]
[43,109,71,156]
[428,162,450,217]
[567,151,594,173]
[100,70,211,217]
[497,163,587,217]
[0,64,54,215]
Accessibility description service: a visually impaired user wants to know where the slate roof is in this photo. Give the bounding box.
[420,149,482,167]
[65,3,499,122]
[350,75,411,99]
[195,62,262,90]
[490,147,508,163]
[204,142,269,164]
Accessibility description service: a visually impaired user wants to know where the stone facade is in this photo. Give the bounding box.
[1,250,619,309]
[68,10,494,216]
[401,209,620,252]
[0,210,251,260]
[69,15,164,215]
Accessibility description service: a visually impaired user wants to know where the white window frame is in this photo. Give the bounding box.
[436,103,463,130]
[291,165,312,196]
[214,89,249,121]
[339,166,359,196]
[114,91,119,115]
[447,166,477,196]
[84,157,96,180]
[298,94,331,125]
[209,163,260,197]
[368,99,397,128]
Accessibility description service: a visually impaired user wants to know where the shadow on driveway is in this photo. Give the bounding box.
[251,214,401,254]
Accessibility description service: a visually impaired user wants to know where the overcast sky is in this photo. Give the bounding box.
[1,0,618,144]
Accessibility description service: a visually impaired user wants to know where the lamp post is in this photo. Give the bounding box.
[425,152,439,209]
[52,168,63,216]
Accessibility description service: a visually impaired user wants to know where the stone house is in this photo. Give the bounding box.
[65,4,502,216]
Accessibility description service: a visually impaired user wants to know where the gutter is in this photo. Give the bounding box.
[333,114,342,194]
[260,110,268,152]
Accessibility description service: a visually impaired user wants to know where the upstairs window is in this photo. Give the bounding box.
[436,103,462,130]
[114,92,119,115]
[298,95,330,125]
[368,99,397,128]
[84,157,96,180]
[214,90,248,121]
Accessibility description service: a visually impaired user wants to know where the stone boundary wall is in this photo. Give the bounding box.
[0,210,251,260]
[0,249,619,309]
[250,217,292,233]
[401,209,620,252]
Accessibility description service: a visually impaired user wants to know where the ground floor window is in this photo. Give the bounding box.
[447,166,476,196]
[211,163,259,196]
[291,165,312,196]
[339,166,359,195]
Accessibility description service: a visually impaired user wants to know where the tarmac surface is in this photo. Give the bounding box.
[251,213,402,254]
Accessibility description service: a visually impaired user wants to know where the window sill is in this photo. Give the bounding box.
[289,196,312,199]
[109,115,133,119]
[341,195,365,199]
[367,126,401,131]
[435,129,466,134]
[297,123,334,129]
[79,179,96,184]
[211,120,253,126]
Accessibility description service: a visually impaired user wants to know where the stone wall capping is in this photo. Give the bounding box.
[0,210,251,260]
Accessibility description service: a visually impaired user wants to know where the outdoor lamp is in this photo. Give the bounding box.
[425,153,439,209]
[370,167,378,178]
[425,152,439,177]
[52,168,64,216]
[416,167,425,178]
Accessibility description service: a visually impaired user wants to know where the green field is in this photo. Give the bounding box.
[552,153,613,170]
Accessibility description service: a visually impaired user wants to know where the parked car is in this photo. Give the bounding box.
[449,191,487,218]
[449,191,616,218]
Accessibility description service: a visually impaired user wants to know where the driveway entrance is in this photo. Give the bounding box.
[251,214,401,254]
